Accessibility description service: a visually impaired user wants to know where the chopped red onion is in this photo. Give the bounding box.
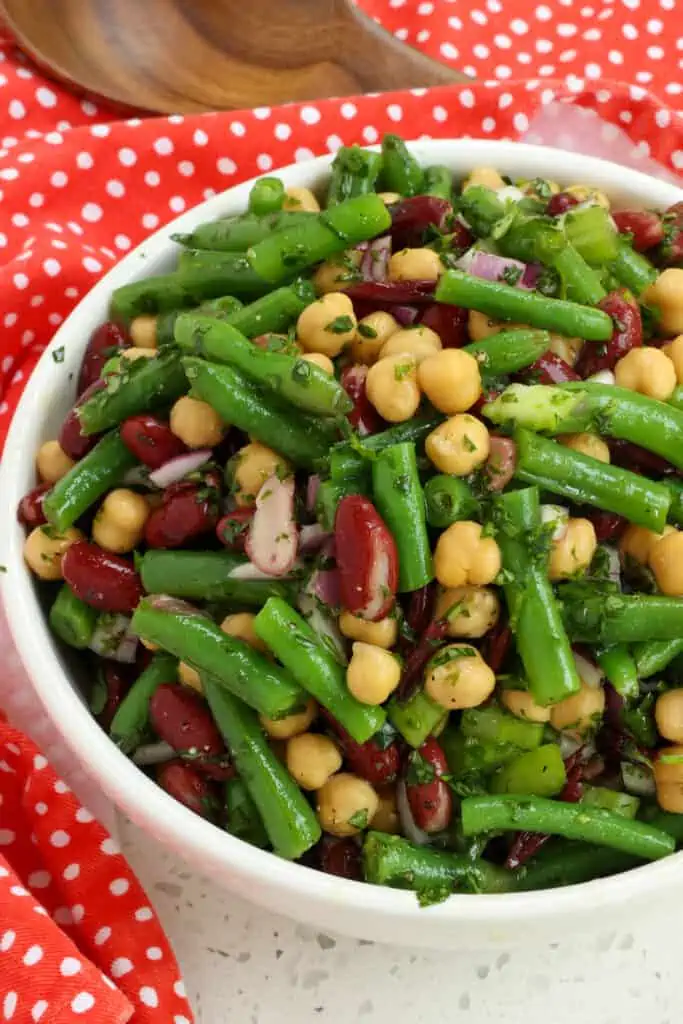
[456,249,527,285]
[308,568,341,607]
[148,449,212,489]
[89,614,138,662]
[306,474,321,513]
[540,503,569,541]
[396,779,431,846]
[621,761,655,798]
[520,262,543,290]
[573,650,604,690]
[245,475,298,577]
[300,523,332,554]
[298,592,347,664]
[392,304,420,326]
[361,236,391,282]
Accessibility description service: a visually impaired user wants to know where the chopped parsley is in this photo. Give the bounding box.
[325,315,355,334]
[394,361,413,381]
[357,323,378,340]
[52,346,65,364]
[406,751,437,786]
[430,645,477,668]
[462,434,477,453]
[348,809,370,830]
[500,265,523,287]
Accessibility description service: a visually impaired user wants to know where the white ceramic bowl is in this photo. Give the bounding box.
[2,140,683,950]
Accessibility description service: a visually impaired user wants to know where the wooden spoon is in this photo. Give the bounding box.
[0,0,468,115]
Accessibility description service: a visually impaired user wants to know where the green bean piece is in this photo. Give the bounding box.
[461,705,544,750]
[581,785,640,819]
[622,694,658,747]
[109,653,178,754]
[247,194,392,284]
[494,486,581,707]
[646,810,683,846]
[516,841,639,891]
[463,328,551,377]
[422,165,453,200]
[552,245,607,305]
[315,479,346,531]
[461,794,675,860]
[224,777,270,848]
[610,237,658,295]
[423,475,478,528]
[317,455,371,529]
[254,598,386,744]
[633,637,683,679]
[48,584,98,649]
[131,599,305,719]
[77,351,188,436]
[371,443,433,593]
[492,744,567,797]
[514,428,671,532]
[43,430,137,531]
[362,831,514,897]
[248,177,286,217]
[669,386,683,413]
[435,270,613,341]
[203,677,320,860]
[173,211,312,252]
[440,729,520,778]
[560,585,683,644]
[139,551,296,606]
[380,135,424,197]
[563,205,619,265]
[330,448,370,487]
[183,358,338,469]
[388,689,448,749]
[175,314,352,418]
[596,645,640,702]
[457,186,505,237]
[484,383,591,434]
[497,216,566,265]
[327,146,383,207]
[223,279,316,338]
[665,477,683,526]
[156,295,244,349]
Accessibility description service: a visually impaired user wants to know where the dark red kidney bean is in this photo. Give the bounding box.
[59,380,105,460]
[609,438,677,477]
[17,482,51,528]
[62,541,143,613]
[157,760,219,820]
[447,219,475,254]
[340,365,385,437]
[96,661,136,730]
[576,289,642,378]
[654,200,683,267]
[418,302,468,348]
[120,414,188,470]
[397,617,450,702]
[613,210,664,252]
[149,684,225,758]
[318,836,362,880]
[78,321,129,395]
[335,495,398,621]
[343,280,436,305]
[405,737,452,834]
[388,195,452,250]
[321,708,401,786]
[145,481,219,549]
[216,508,253,552]
[404,582,437,638]
[526,351,581,385]
[481,620,512,675]
[485,436,517,492]
[585,509,627,543]
[546,192,580,217]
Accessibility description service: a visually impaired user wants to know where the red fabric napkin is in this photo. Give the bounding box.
[1,1,683,1018]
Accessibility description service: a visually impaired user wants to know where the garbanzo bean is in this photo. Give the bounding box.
[548,518,597,581]
[338,611,398,649]
[351,311,400,365]
[662,335,683,384]
[425,414,490,475]
[501,689,552,723]
[260,698,318,740]
[370,788,400,834]
[560,433,610,463]
[550,681,605,738]
[654,745,683,813]
[316,773,379,837]
[436,585,500,639]
[36,440,75,484]
[286,733,342,791]
[424,643,496,711]
[433,521,502,588]
[418,349,482,414]
[462,167,506,191]
[346,642,401,706]
[301,352,335,374]
[313,250,362,295]
[23,525,84,581]
[620,523,673,565]
[649,530,683,596]
[178,661,202,692]
[615,346,677,402]
[366,354,420,423]
[232,442,291,507]
[565,184,610,208]
[655,689,683,744]
[92,488,149,554]
[388,247,444,283]
[296,292,357,357]
[170,395,225,449]
[548,333,583,367]
[380,326,442,364]
[468,310,508,342]
[129,315,158,349]
[283,186,320,212]
[220,612,269,653]
[645,268,683,337]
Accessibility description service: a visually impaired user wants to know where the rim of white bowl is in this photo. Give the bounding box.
[2,140,683,935]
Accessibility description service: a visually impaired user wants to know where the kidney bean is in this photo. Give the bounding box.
[404,582,437,638]
[96,661,135,730]
[216,508,253,552]
[397,617,450,702]
[120,414,188,469]
[654,200,683,267]
[343,280,436,305]
[584,509,627,543]
[481,619,512,675]
[145,480,220,549]
[17,482,51,528]
[340,365,385,437]
[334,495,398,621]
[405,737,452,834]
[388,195,453,250]
[320,707,401,786]
[485,436,517,492]
[575,289,643,378]
[157,760,219,820]
[149,683,231,779]
[418,302,468,348]
[546,192,579,217]
[318,836,362,880]
[78,321,129,395]
[59,380,105,460]
[526,351,581,385]
[62,541,143,613]
[609,439,677,477]
[613,210,664,252]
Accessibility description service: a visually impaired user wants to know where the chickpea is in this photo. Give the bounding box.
[501,689,551,724]
[645,269,683,337]
[468,310,508,342]
[351,311,400,366]
[178,661,202,692]
[283,186,320,212]
[425,414,490,475]
[371,788,400,834]
[436,585,500,639]
[260,698,318,740]
[23,525,84,581]
[662,335,683,384]
[548,333,583,367]
[615,347,676,402]
[380,326,442,364]
[119,347,157,363]
[365,354,420,423]
[548,517,597,581]
[565,184,610,208]
[92,488,149,553]
[388,247,444,283]
[418,349,482,414]
[560,432,610,463]
[36,440,75,484]
[232,442,291,507]
[654,745,683,812]
[649,530,683,596]
[286,733,342,791]
[296,292,357,357]
[301,352,335,374]
[338,610,398,649]
[377,191,402,205]
[620,523,673,565]
[316,773,379,837]
[313,250,362,295]
[346,642,401,706]
[220,612,269,653]
[425,643,495,711]
[550,680,605,738]
[129,315,158,350]
[433,521,502,588]
[170,395,225,449]
[655,689,683,743]
[462,167,506,191]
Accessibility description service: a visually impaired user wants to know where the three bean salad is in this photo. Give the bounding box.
[19,135,683,903]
